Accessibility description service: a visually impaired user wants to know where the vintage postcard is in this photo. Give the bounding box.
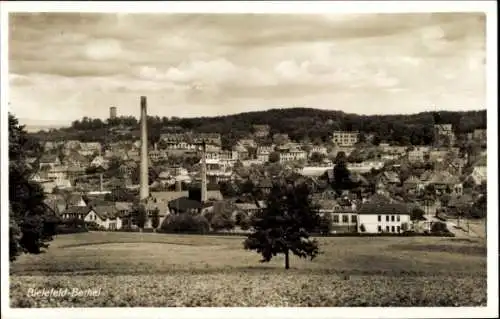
[1,1,497,319]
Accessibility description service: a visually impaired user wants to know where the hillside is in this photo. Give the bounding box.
[27,107,487,147]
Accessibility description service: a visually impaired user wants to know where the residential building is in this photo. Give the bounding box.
[332,131,359,147]
[257,145,274,162]
[469,166,487,185]
[234,202,262,216]
[407,147,429,163]
[90,155,109,169]
[434,124,456,146]
[279,148,307,163]
[252,124,270,138]
[403,176,425,194]
[425,171,463,195]
[79,142,102,156]
[308,146,328,157]
[39,154,61,169]
[346,161,384,174]
[61,206,91,220]
[472,128,487,142]
[378,171,401,186]
[357,196,411,234]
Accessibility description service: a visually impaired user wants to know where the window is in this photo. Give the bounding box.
[391,226,395,233]
[386,215,389,222]
[391,215,395,222]
[351,215,357,223]
[386,226,390,232]
[397,226,401,233]
[378,215,381,222]
[397,215,400,222]
[378,226,382,232]
[333,215,339,223]
[342,215,349,223]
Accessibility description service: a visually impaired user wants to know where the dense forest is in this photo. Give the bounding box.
[29,108,487,149]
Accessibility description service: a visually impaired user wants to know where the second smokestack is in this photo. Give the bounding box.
[140,96,149,201]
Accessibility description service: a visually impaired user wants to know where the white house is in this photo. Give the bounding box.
[84,205,123,230]
[356,197,411,234]
[279,148,307,163]
[469,166,487,185]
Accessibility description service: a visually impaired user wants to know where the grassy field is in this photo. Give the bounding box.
[10,232,487,307]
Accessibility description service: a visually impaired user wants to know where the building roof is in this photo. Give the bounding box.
[358,201,410,215]
[403,175,422,185]
[314,199,339,211]
[92,205,119,219]
[383,171,400,183]
[115,201,133,211]
[65,206,92,216]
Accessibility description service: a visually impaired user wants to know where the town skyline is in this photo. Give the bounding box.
[9,12,486,126]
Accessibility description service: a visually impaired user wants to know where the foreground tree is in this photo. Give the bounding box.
[151,208,160,229]
[9,114,59,261]
[131,202,148,232]
[244,181,321,269]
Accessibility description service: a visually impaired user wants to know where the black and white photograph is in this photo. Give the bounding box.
[1,1,498,318]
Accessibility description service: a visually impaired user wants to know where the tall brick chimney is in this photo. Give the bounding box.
[140,96,149,200]
[201,140,207,203]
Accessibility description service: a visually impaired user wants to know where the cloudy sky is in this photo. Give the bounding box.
[9,12,486,125]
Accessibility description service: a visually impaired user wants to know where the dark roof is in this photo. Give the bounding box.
[65,206,91,215]
[93,205,118,219]
[168,197,202,211]
[40,154,59,163]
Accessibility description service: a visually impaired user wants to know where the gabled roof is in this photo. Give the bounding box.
[382,171,400,183]
[65,206,92,215]
[40,154,59,163]
[115,201,133,211]
[358,201,410,215]
[403,175,422,185]
[315,199,340,211]
[92,205,118,220]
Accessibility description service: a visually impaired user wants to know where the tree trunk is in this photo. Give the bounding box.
[284,250,290,270]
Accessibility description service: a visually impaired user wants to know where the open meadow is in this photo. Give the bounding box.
[10,231,487,307]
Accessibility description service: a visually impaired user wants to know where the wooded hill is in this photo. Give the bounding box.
[28,107,487,149]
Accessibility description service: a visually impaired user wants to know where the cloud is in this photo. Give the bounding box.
[8,12,486,124]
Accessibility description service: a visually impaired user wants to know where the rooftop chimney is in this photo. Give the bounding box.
[201,141,207,203]
[140,96,149,200]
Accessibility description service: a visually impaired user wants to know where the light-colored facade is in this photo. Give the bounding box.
[434,124,456,146]
[332,131,359,147]
[279,149,307,163]
[357,213,411,234]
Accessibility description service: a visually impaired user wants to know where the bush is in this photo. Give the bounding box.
[359,224,366,233]
[159,213,210,234]
[431,221,450,233]
[55,218,88,234]
[85,222,106,231]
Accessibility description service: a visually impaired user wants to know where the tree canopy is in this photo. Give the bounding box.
[9,114,59,261]
[244,181,321,269]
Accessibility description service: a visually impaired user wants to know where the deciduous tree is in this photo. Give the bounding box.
[244,182,321,269]
[9,114,59,261]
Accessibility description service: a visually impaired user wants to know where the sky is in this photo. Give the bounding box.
[8,12,486,126]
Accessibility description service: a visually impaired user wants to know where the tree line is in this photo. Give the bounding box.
[30,108,486,149]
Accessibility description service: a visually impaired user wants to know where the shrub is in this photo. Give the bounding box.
[359,224,366,233]
[55,218,88,234]
[85,222,106,231]
[431,221,450,233]
[159,213,210,234]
